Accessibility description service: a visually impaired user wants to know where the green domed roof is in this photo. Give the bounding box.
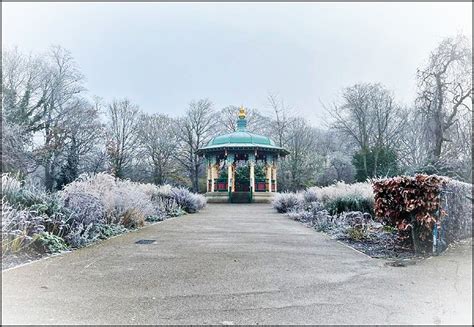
[196,107,289,156]
[207,131,276,147]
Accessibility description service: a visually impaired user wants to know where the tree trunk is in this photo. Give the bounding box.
[362,147,368,179]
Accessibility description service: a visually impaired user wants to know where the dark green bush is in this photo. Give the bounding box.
[32,232,69,253]
[325,195,374,215]
[96,224,127,239]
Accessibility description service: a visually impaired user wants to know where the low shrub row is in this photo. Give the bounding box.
[272,182,382,249]
[286,202,387,247]
[273,176,472,256]
[272,181,374,215]
[1,173,207,256]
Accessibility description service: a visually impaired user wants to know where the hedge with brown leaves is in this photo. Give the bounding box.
[373,174,448,251]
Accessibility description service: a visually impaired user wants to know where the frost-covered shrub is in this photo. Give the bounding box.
[62,190,106,247]
[195,194,207,211]
[170,187,202,213]
[2,174,69,223]
[32,232,69,253]
[61,172,118,222]
[145,215,166,223]
[272,192,303,213]
[96,223,127,239]
[64,222,100,248]
[120,208,145,229]
[153,197,181,216]
[2,202,40,254]
[61,191,106,226]
[1,172,206,257]
[307,181,374,206]
[1,200,69,254]
[1,173,22,197]
[302,188,319,204]
[155,184,173,198]
[325,195,374,215]
[288,210,314,223]
[61,173,155,225]
[440,179,472,244]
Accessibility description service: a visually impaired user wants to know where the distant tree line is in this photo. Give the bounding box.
[2,35,471,193]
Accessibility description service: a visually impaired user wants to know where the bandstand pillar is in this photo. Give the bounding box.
[273,164,277,192]
[206,159,211,192]
[210,165,216,193]
[266,164,272,193]
[227,153,235,193]
[249,153,255,192]
[209,156,217,193]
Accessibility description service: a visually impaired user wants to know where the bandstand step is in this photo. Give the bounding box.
[230,192,251,203]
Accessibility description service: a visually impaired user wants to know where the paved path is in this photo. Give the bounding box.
[2,204,472,325]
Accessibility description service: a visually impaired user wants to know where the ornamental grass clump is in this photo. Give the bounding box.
[272,192,303,213]
[2,201,47,254]
[302,188,319,205]
[306,181,374,214]
[170,187,206,213]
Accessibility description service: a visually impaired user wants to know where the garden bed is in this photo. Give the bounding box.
[273,177,472,260]
[1,214,181,270]
[1,173,207,270]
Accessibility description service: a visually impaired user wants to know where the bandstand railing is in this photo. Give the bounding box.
[215,178,228,192]
[255,178,266,192]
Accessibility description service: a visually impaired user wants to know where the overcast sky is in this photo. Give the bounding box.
[2,2,472,126]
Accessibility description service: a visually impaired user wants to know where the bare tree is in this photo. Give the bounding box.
[36,46,85,190]
[1,112,35,175]
[1,47,48,132]
[56,98,104,188]
[138,113,179,185]
[267,93,292,147]
[327,83,404,178]
[175,99,215,192]
[105,98,140,179]
[416,34,472,164]
[2,46,87,189]
[282,117,320,191]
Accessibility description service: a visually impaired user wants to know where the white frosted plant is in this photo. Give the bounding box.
[306,181,374,207]
[61,191,106,226]
[170,187,202,213]
[272,192,303,213]
[195,194,207,210]
[114,179,156,222]
[61,173,149,225]
[1,200,47,254]
[1,173,22,198]
[155,184,173,198]
[302,188,319,204]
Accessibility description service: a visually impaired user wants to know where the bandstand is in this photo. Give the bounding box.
[197,107,289,203]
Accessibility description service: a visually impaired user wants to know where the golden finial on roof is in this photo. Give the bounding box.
[238,105,246,119]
